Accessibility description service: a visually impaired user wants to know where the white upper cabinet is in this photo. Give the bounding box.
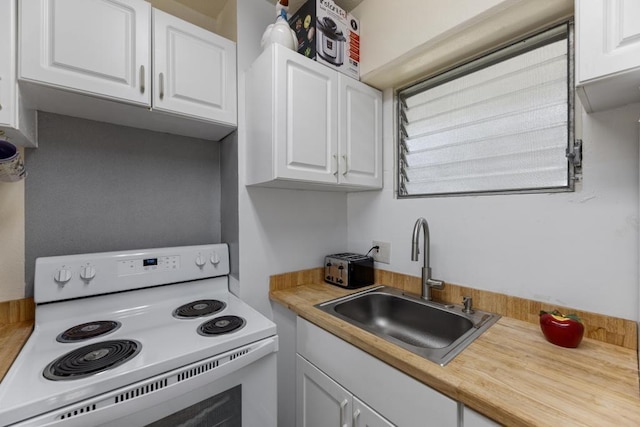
[576,0,640,112]
[19,0,151,105]
[152,9,236,124]
[338,76,382,188]
[0,0,15,129]
[17,0,237,141]
[0,0,36,147]
[246,44,381,191]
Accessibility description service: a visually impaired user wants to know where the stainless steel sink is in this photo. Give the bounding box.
[316,286,500,365]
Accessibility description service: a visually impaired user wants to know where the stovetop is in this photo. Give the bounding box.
[0,244,276,426]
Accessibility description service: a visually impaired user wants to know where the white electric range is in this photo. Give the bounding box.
[0,244,277,427]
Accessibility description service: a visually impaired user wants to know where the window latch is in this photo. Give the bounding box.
[566,139,582,167]
[567,139,583,182]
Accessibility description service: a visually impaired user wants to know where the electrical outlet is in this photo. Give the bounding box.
[372,241,391,264]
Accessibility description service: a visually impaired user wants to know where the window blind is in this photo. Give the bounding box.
[397,23,574,197]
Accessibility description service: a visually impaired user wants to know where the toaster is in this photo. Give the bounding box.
[324,253,374,289]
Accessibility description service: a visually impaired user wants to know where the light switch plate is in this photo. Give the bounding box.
[372,241,391,264]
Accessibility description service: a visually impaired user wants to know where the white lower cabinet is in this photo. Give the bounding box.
[297,354,393,427]
[461,406,501,427]
[296,317,458,426]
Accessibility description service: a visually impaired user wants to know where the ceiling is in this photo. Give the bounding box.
[173,0,364,19]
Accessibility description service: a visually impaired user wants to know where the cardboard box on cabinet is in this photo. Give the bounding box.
[289,0,360,80]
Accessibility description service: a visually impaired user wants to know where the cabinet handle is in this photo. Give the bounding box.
[342,155,348,176]
[339,399,348,427]
[159,72,164,100]
[139,65,145,94]
[353,409,361,426]
[333,154,338,177]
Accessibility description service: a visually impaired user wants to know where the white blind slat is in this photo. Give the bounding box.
[406,126,568,167]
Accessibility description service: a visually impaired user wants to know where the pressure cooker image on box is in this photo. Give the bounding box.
[288,0,360,79]
[317,16,345,66]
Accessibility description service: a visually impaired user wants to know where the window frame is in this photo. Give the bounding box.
[395,20,577,199]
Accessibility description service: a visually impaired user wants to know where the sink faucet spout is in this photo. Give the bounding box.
[411,217,444,301]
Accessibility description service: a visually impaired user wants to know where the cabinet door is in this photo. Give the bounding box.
[152,9,236,125]
[0,0,15,127]
[353,397,394,427]
[462,406,501,427]
[577,0,640,82]
[338,75,382,188]
[297,354,352,427]
[275,48,339,183]
[19,0,151,106]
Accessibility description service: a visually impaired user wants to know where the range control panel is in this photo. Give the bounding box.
[117,255,181,276]
[34,244,230,304]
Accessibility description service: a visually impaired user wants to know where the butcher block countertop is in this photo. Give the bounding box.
[270,283,640,426]
[0,298,35,382]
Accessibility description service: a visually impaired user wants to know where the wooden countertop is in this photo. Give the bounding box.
[0,321,33,382]
[271,283,640,426]
[0,297,34,382]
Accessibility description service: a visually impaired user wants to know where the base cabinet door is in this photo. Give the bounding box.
[353,397,394,427]
[297,354,393,427]
[461,406,501,427]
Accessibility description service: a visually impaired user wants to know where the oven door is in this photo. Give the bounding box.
[13,336,277,427]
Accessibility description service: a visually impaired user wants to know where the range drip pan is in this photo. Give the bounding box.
[43,340,141,381]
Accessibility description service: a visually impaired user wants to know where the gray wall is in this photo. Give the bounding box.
[25,113,223,295]
[220,130,239,283]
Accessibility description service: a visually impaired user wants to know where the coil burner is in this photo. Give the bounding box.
[56,321,121,343]
[173,299,226,319]
[198,316,246,336]
[43,340,141,381]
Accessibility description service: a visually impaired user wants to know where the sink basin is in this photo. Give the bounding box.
[316,286,499,365]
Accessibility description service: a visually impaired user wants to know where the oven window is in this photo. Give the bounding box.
[145,385,241,427]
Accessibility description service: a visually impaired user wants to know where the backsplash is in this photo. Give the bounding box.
[23,113,224,296]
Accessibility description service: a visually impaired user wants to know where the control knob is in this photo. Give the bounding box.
[195,254,206,268]
[80,265,96,282]
[54,268,72,285]
[210,252,220,265]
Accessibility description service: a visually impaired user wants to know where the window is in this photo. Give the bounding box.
[397,22,577,197]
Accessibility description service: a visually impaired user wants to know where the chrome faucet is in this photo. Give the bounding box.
[411,217,444,301]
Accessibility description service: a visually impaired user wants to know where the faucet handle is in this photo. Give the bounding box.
[462,296,474,314]
[426,278,444,290]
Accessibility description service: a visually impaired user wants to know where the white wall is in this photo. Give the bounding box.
[0,150,25,301]
[348,91,640,320]
[236,3,350,425]
[236,0,349,318]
